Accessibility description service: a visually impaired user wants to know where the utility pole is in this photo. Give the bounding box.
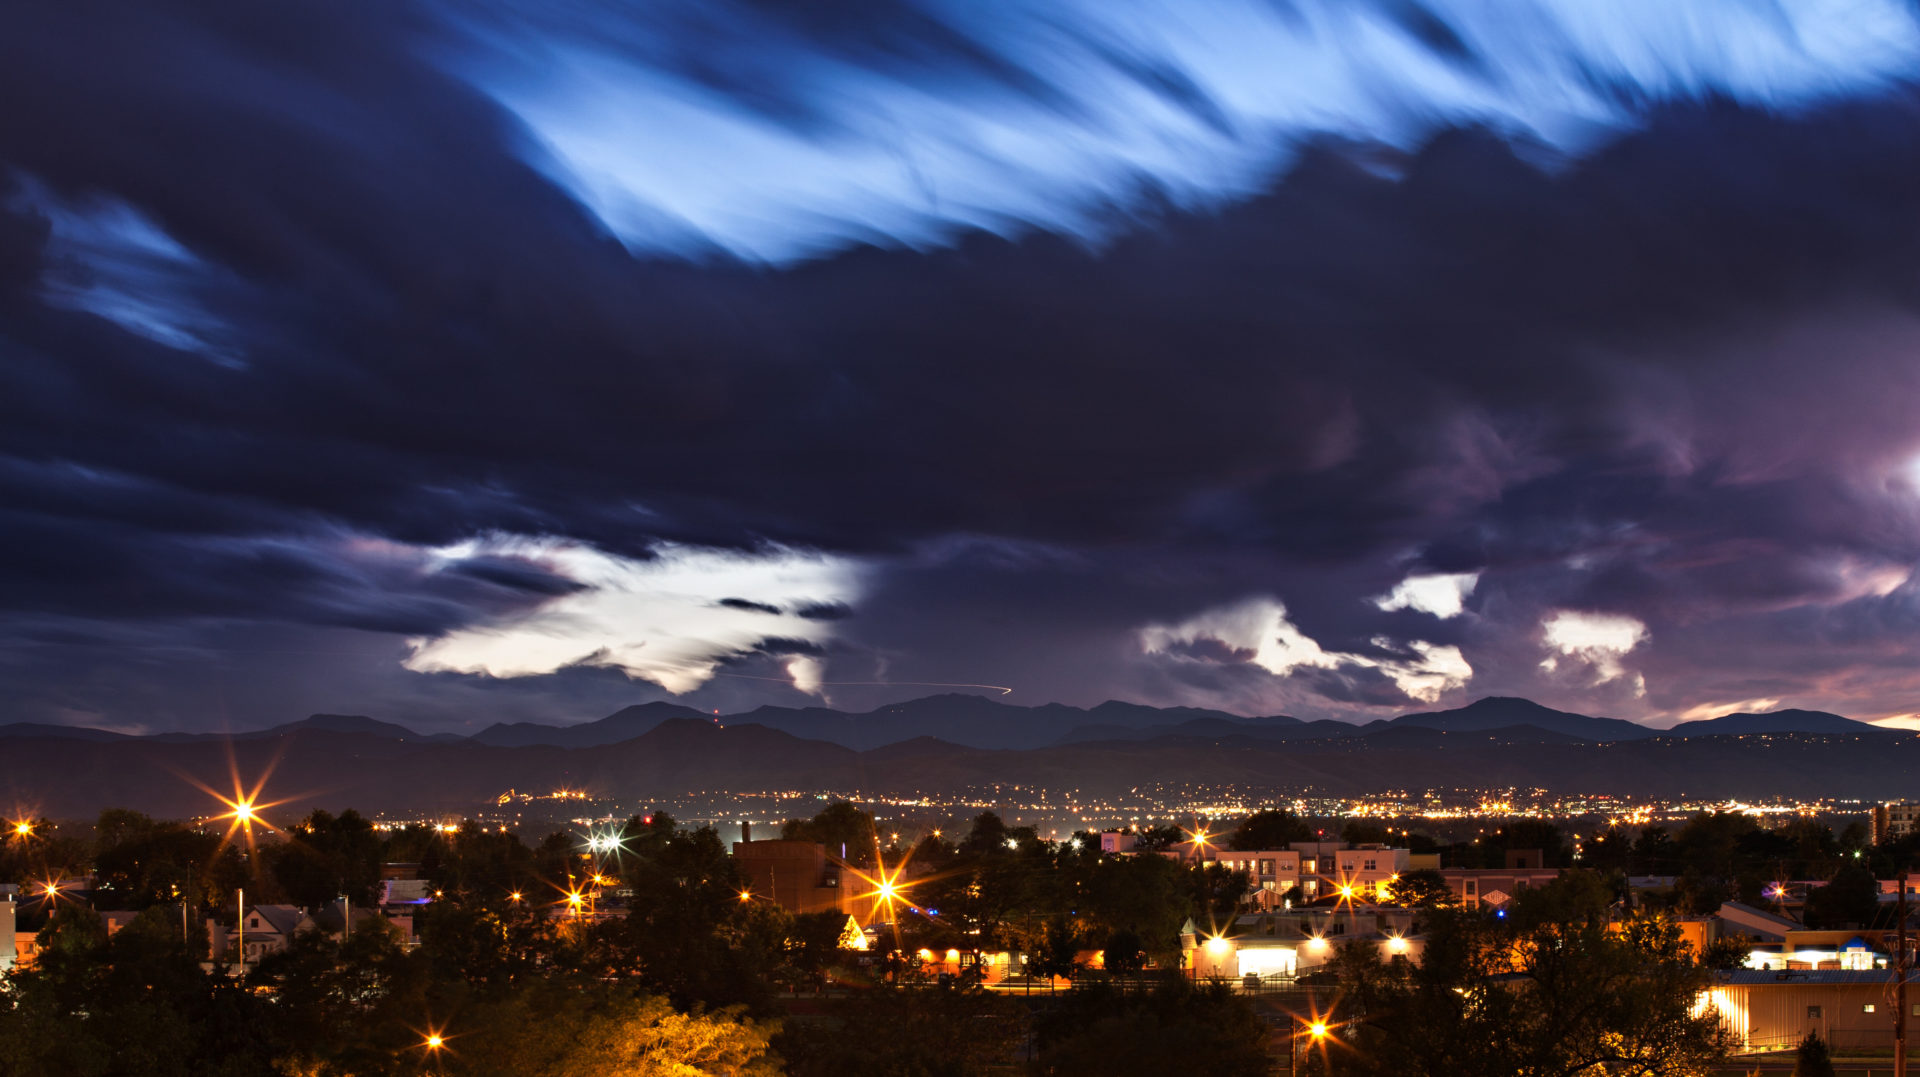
[1898,867,1909,1077]
[236,886,244,979]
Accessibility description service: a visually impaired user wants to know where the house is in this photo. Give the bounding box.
[1320,844,1411,900]
[1871,802,1920,845]
[1180,915,1423,981]
[381,878,432,906]
[1097,832,1136,854]
[1205,849,1302,904]
[1745,931,1892,972]
[1702,970,1909,1054]
[1441,854,1562,909]
[95,910,146,935]
[1716,901,1799,944]
[733,839,853,916]
[214,904,314,964]
[0,895,14,973]
[1188,841,1414,903]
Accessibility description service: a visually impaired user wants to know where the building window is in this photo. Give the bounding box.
[1807,1006,1822,1020]
[1364,859,1377,871]
[1864,1005,1876,1014]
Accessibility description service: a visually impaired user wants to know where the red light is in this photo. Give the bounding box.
[642,815,653,825]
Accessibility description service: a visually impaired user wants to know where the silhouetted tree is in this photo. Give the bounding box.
[1228,809,1312,851]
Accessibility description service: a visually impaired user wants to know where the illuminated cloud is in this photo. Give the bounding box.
[1372,572,1479,618]
[437,0,1920,260]
[1675,697,1781,723]
[1540,610,1647,685]
[9,176,236,361]
[404,539,863,694]
[1140,597,1471,703]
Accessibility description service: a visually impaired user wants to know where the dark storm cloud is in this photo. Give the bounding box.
[793,601,854,622]
[718,598,784,616]
[443,555,588,597]
[1292,663,1424,709]
[1160,638,1259,665]
[6,1,1920,728]
[749,638,828,658]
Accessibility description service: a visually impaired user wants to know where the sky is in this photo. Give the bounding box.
[8,0,1920,734]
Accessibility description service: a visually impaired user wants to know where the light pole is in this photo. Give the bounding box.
[1897,867,1909,1077]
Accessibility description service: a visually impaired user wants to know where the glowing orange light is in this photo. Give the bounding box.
[509,891,523,902]
[426,1034,443,1050]
[1310,1022,1328,1039]
[12,821,32,838]
[190,753,287,860]
[739,889,752,903]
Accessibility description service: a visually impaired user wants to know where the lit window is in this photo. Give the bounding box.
[1865,1005,1876,1014]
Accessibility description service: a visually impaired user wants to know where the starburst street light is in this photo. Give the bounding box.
[183,749,288,860]
[10,820,33,838]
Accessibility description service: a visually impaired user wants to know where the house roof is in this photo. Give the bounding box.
[1716,901,1801,938]
[1716,970,1895,986]
[244,905,308,935]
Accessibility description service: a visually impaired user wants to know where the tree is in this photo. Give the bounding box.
[1490,819,1570,868]
[1186,862,1252,921]
[779,983,1021,1077]
[1383,869,1453,909]
[263,808,382,907]
[91,809,223,910]
[520,994,779,1077]
[1803,865,1878,929]
[1033,979,1270,1077]
[1322,874,1731,1076]
[1341,820,1393,845]
[784,801,878,860]
[1793,1031,1836,1077]
[1228,809,1312,851]
[1103,928,1147,974]
[1030,915,1083,982]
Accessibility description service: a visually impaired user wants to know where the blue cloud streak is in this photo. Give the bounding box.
[428,0,1920,261]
